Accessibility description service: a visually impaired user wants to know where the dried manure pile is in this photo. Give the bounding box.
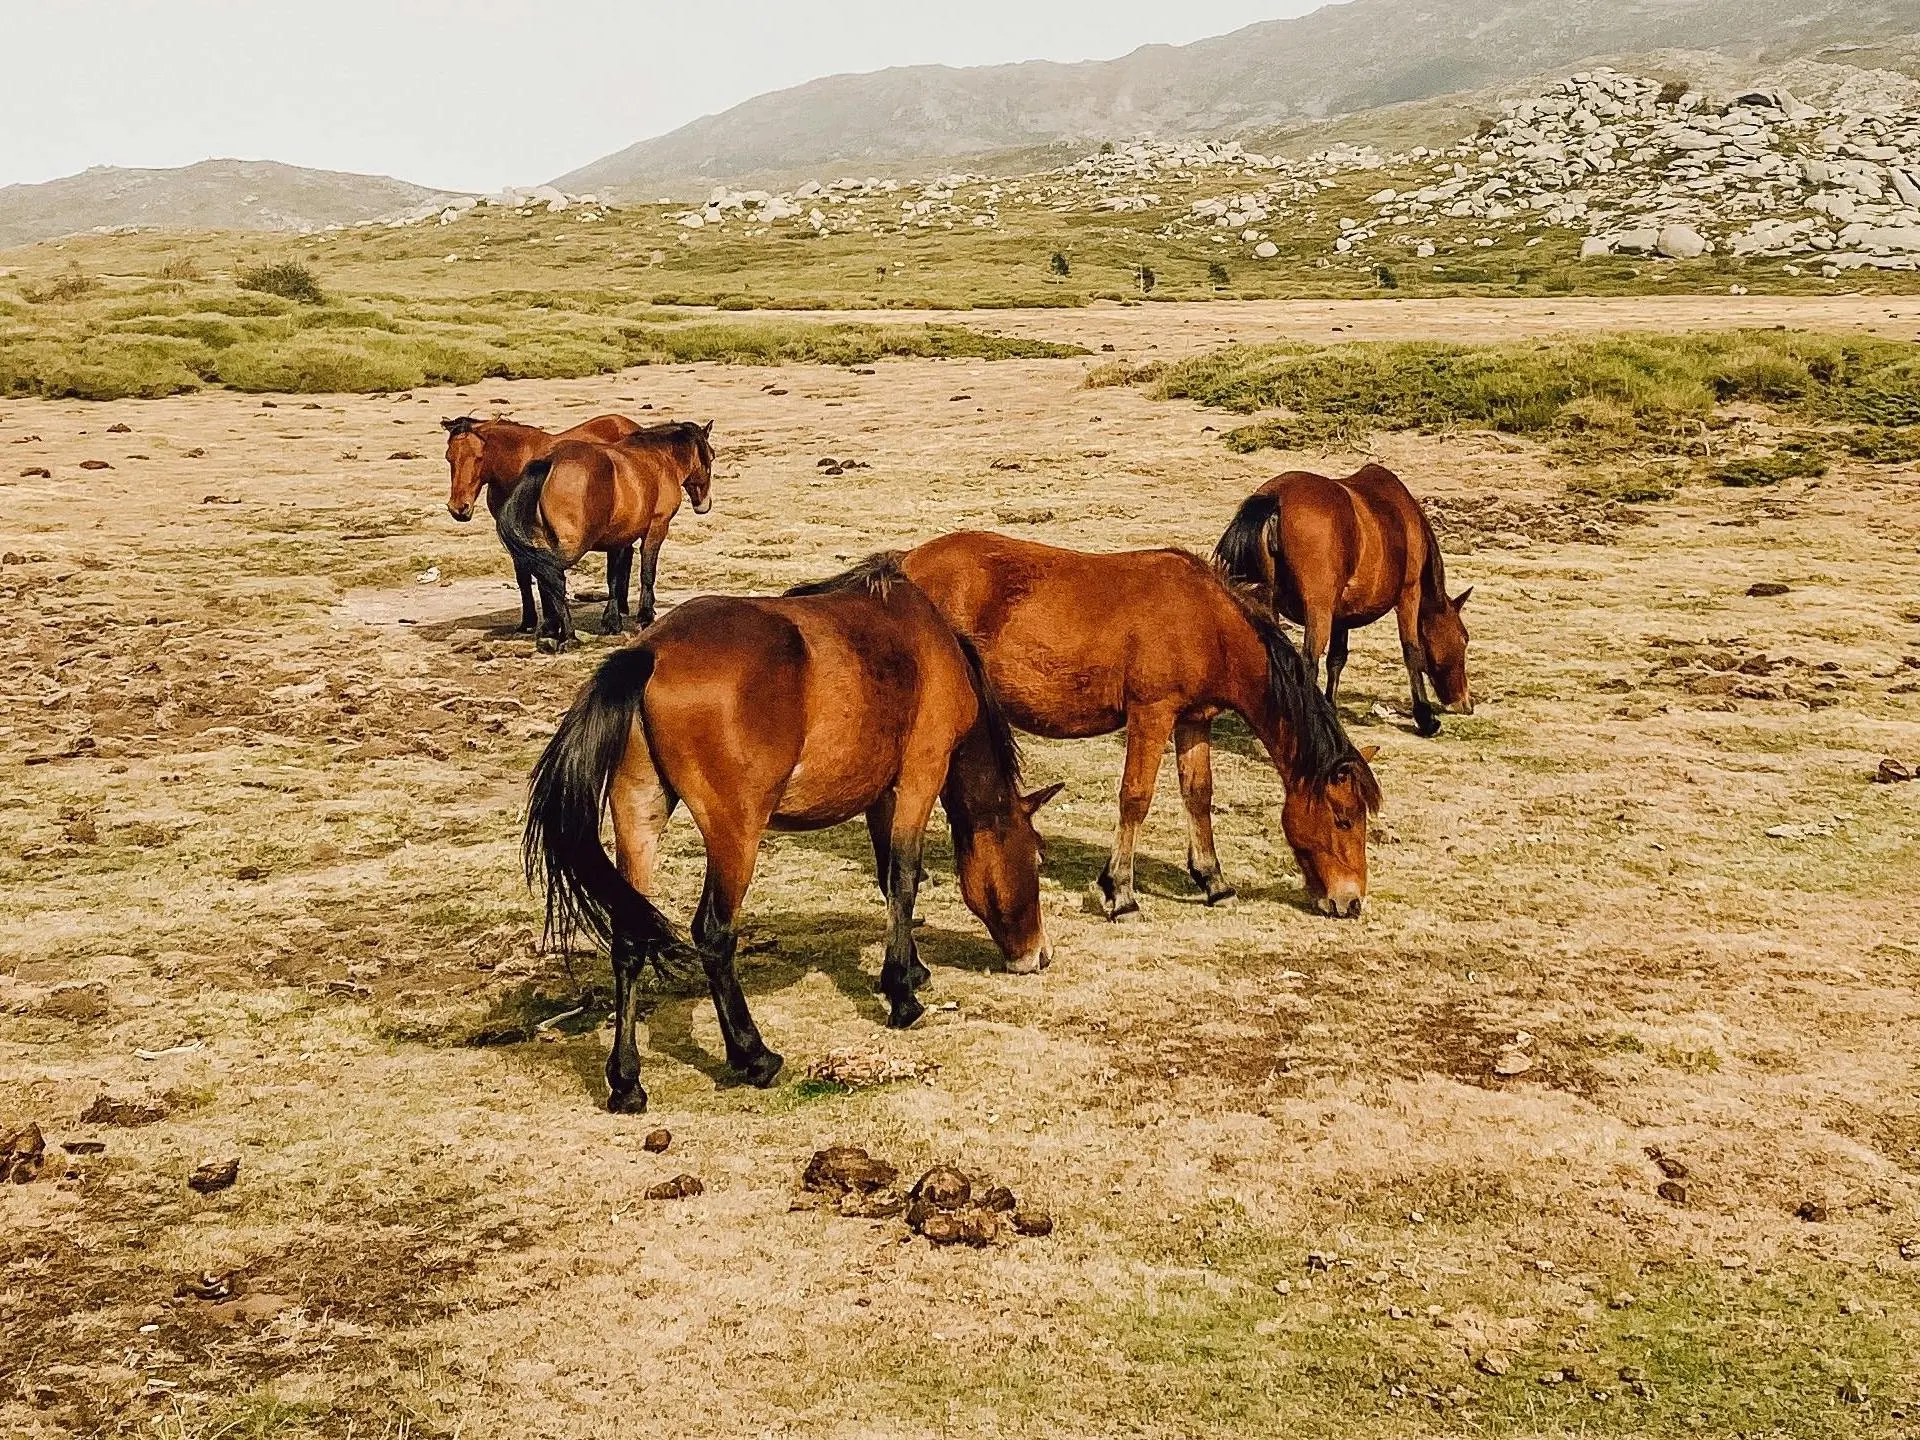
[2,302,1917,1437]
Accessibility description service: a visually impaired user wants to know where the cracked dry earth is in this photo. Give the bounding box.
[3,297,1919,1438]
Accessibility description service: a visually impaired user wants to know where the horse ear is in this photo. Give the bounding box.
[1452,586,1473,610]
[702,420,715,437]
[1020,782,1064,815]
[439,417,457,432]
[1357,745,1380,764]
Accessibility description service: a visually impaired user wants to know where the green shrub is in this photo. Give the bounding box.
[1844,426,1920,463]
[236,260,326,305]
[1208,261,1230,289]
[1050,252,1071,277]
[21,264,99,305]
[1709,447,1828,487]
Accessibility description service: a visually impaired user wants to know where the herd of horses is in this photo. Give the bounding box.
[441,412,1474,1112]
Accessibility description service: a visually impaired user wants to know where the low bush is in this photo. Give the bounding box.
[235,260,326,305]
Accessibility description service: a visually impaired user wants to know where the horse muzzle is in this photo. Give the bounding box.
[1315,893,1364,919]
[1006,941,1052,975]
[691,496,713,515]
[1449,693,1475,716]
[448,504,473,523]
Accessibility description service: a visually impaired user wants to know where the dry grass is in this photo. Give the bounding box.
[2,301,1918,1437]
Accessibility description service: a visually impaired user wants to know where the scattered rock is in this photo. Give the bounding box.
[1874,758,1915,784]
[642,1128,672,1154]
[1492,1050,1534,1077]
[184,447,206,458]
[106,422,131,433]
[1646,1148,1689,1179]
[81,1092,171,1127]
[1839,1379,1869,1405]
[1477,1351,1512,1377]
[1796,1200,1829,1223]
[61,1140,105,1156]
[1747,582,1791,597]
[1609,1291,1636,1309]
[1012,1209,1054,1237]
[188,1158,240,1194]
[1657,1179,1689,1205]
[3,1123,46,1184]
[911,1165,972,1211]
[20,466,49,478]
[387,450,423,461]
[78,460,111,470]
[803,1145,899,1194]
[644,1174,704,1200]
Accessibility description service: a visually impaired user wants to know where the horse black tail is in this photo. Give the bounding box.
[495,459,569,616]
[1215,489,1280,590]
[523,647,685,972]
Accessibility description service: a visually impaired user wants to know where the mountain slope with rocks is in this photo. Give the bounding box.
[0,159,458,250]
[557,0,1918,197]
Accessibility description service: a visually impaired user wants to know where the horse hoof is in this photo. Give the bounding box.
[516,621,538,636]
[1412,702,1441,738]
[1107,901,1142,924]
[606,1085,648,1115]
[886,994,926,1030]
[601,616,624,636]
[1205,886,1238,908]
[740,1049,785,1088]
[907,960,931,991]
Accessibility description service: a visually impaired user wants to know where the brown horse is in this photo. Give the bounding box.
[440,414,641,632]
[496,421,715,648]
[1215,464,1472,738]
[524,555,1059,1112]
[900,532,1381,919]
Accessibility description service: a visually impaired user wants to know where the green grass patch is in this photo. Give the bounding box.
[1710,445,1829,488]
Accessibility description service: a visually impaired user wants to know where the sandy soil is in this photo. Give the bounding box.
[2,297,1918,1438]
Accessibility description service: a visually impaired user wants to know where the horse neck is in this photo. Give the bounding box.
[481,425,545,488]
[941,718,1013,833]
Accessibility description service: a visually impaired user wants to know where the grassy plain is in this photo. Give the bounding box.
[2,296,1918,1437]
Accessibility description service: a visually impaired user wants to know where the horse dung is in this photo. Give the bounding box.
[188,1157,240,1194]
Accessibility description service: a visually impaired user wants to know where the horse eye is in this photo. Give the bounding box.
[1334,818,1354,831]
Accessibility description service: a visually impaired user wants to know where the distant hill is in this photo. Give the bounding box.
[556,0,1920,198]
[0,159,455,250]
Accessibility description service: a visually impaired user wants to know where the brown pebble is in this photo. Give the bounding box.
[1012,1209,1054,1237]
[643,1128,672,1154]
[81,1092,171,1127]
[1747,582,1790,597]
[107,422,131,433]
[20,466,49,478]
[1657,1179,1689,1206]
[1796,1200,1829,1223]
[644,1174,704,1200]
[1477,1351,1512,1377]
[802,1145,898,1194]
[78,459,111,470]
[3,1123,46,1184]
[1653,1155,1689,1180]
[188,1157,240,1194]
[910,1165,972,1211]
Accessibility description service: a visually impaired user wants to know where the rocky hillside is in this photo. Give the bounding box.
[0,160,456,250]
[557,0,1917,198]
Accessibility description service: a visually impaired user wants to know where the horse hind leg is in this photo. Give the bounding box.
[1395,594,1440,737]
[603,727,679,1114]
[691,823,783,1088]
[600,548,631,635]
[513,557,539,633]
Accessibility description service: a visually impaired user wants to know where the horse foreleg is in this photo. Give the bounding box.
[1175,718,1235,906]
[864,793,896,896]
[1325,624,1351,707]
[1098,707,1176,921]
[1395,594,1440,737]
[1300,606,1332,700]
[692,825,782,1088]
[637,525,668,629]
[513,557,539,633]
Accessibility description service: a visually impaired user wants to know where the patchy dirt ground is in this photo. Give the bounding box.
[3,296,1919,1439]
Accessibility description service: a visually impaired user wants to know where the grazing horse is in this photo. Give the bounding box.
[1215,464,1472,738]
[495,421,715,648]
[900,532,1381,919]
[524,555,1058,1113]
[440,414,641,632]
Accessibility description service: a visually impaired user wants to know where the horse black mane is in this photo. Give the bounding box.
[784,551,908,599]
[952,629,1024,793]
[1214,489,1279,592]
[440,414,481,436]
[622,419,715,469]
[1208,559,1380,811]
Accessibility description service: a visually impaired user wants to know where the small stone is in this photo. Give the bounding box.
[1493,1050,1534,1077]
[1747,581,1790,597]
[1657,1179,1689,1205]
[20,466,49,478]
[644,1173,704,1200]
[188,1158,239,1194]
[1796,1200,1829,1223]
[107,423,131,433]
[910,1165,972,1211]
[1653,1155,1689,1180]
[802,1145,898,1194]
[3,1123,46,1184]
[1012,1209,1054,1237]
[1619,1366,1648,1383]
[1306,1251,1335,1271]
[642,1128,672,1153]
[78,459,112,470]
[1477,1351,1512,1377]
[1273,1279,1292,1295]
[1874,758,1914,785]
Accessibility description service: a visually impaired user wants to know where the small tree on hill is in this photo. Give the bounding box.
[1049,251,1071,277]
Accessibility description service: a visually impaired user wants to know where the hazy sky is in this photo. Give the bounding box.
[0,1,1329,192]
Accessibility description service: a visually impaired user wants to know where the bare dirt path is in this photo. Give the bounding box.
[3,301,1918,1437]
